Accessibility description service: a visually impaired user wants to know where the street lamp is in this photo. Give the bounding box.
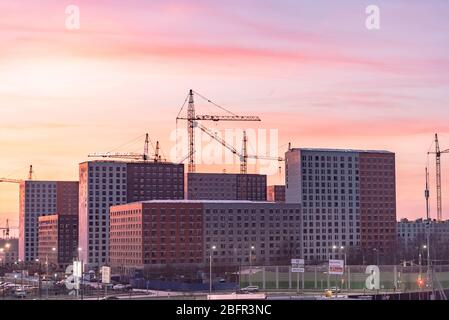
[77,247,83,300]
[326,246,335,289]
[209,245,216,294]
[422,244,431,289]
[340,246,347,291]
[249,246,255,286]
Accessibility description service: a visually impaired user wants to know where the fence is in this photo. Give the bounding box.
[131,279,238,292]
[238,264,449,292]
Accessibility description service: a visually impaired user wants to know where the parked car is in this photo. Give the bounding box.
[14,289,27,298]
[241,286,259,292]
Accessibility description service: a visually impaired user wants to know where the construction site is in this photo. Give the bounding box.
[1,90,449,301]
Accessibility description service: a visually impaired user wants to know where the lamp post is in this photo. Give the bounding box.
[331,246,339,297]
[422,244,431,290]
[327,246,332,289]
[35,258,42,299]
[77,247,83,300]
[209,245,216,294]
[249,245,255,286]
[340,246,347,291]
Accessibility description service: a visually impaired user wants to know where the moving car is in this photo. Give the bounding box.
[113,284,126,290]
[241,286,259,292]
[325,286,341,293]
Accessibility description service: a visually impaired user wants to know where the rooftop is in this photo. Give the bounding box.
[79,160,182,165]
[113,200,295,206]
[289,148,393,154]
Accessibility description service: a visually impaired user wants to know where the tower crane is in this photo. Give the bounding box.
[0,166,31,239]
[88,133,166,162]
[194,122,284,174]
[0,165,34,183]
[176,90,261,173]
[1,219,18,239]
[428,133,449,222]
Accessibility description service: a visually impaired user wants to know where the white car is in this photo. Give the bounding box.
[113,284,126,290]
[241,286,259,292]
[14,289,27,298]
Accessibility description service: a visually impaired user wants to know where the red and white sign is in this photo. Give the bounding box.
[329,259,344,275]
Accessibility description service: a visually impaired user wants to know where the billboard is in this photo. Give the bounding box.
[329,259,344,275]
[73,261,82,278]
[102,266,111,284]
[291,259,305,273]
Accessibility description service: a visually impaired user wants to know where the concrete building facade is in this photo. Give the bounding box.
[109,200,301,275]
[38,214,78,269]
[19,181,78,262]
[187,173,267,201]
[285,148,396,263]
[78,161,184,267]
[398,218,449,255]
[267,185,285,202]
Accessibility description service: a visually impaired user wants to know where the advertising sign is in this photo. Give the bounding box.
[102,266,111,284]
[291,259,305,273]
[329,259,344,275]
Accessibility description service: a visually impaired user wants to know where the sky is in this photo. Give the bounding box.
[1,0,449,228]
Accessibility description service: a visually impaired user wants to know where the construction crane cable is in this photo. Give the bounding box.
[106,134,146,153]
[3,165,29,179]
[176,118,179,162]
[192,90,239,117]
[176,93,190,120]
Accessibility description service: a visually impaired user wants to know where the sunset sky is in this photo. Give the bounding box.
[1,0,449,228]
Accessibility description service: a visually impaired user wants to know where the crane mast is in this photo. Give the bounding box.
[241,131,248,175]
[430,133,449,222]
[144,133,149,161]
[435,134,442,222]
[28,165,34,180]
[428,133,449,222]
[155,141,162,162]
[188,90,196,173]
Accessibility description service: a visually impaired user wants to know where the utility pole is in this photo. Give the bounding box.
[209,245,216,295]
